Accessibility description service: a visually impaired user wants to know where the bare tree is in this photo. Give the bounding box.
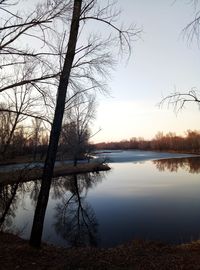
[31,118,43,161]
[0,79,44,157]
[0,104,12,155]
[29,0,83,248]
[29,0,140,248]
[0,1,72,158]
[60,93,96,165]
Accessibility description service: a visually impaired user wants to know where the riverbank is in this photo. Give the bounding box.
[0,162,110,184]
[1,232,200,269]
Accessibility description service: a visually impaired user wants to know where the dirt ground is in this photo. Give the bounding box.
[1,233,200,270]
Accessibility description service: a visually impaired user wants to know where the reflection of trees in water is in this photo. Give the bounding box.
[153,157,200,174]
[0,180,41,231]
[53,173,103,247]
[0,182,19,231]
[28,181,41,207]
[51,171,104,200]
[0,171,104,246]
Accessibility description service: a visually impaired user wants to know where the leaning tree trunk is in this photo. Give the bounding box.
[29,0,82,248]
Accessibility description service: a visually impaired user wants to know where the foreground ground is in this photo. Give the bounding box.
[1,233,200,269]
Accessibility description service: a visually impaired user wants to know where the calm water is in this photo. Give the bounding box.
[1,150,200,247]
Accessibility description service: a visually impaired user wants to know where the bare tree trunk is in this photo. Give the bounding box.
[29,0,82,248]
[1,108,20,158]
[1,113,19,157]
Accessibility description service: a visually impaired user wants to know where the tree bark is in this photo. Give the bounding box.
[29,0,82,248]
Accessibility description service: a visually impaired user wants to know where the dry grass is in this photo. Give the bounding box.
[1,232,200,269]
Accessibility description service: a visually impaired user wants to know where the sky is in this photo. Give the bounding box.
[91,0,200,143]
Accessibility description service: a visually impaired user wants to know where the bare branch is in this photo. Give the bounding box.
[159,88,200,113]
[0,72,60,93]
[0,108,52,124]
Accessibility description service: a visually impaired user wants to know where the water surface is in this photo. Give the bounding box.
[1,150,200,247]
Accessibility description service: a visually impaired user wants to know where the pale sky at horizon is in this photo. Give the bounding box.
[91,0,200,143]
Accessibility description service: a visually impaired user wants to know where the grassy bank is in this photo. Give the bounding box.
[1,232,200,269]
[0,162,110,184]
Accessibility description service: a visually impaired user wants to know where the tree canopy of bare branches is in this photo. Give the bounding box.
[1,0,140,248]
[27,0,140,248]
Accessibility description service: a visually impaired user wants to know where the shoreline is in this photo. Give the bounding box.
[0,162,110,184]
[1,150,199,184]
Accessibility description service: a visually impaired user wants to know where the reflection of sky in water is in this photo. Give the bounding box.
[89,161,200,198]
[87,161,200,246]
[2,154,200,248]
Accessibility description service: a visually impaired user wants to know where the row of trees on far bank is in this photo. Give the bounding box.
[95,130,200,154]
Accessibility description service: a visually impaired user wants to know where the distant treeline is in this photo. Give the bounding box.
[94,130,200,154]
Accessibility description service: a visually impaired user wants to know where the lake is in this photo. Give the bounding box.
[1,150,200,248]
